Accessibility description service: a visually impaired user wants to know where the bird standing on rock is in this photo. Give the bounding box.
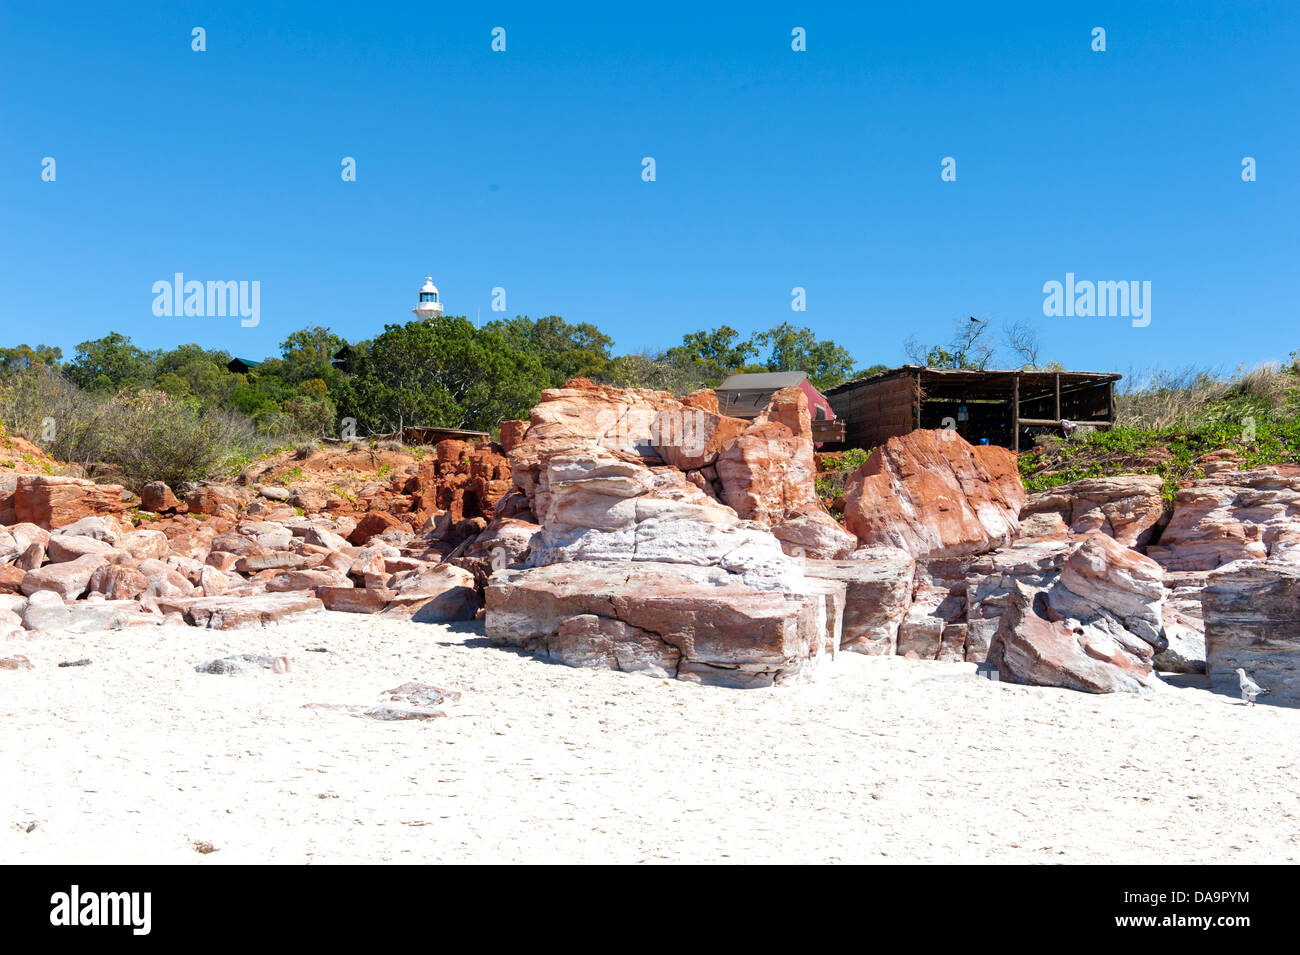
[1235,668,1268,706]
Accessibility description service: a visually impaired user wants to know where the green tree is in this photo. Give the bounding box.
[487,315,612,387]
[750,323,856,390]
[153,343,238,404]
[337,316,547,434]
[277,326,347,386]
[664,325,757,383]
[0,344,63,374]
[66,333,159,392]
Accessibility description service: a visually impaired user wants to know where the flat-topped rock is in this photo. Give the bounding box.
[156,592,324,629]
[485,560,842,687]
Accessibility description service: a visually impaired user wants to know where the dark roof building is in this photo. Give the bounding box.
[226,357,262,375]
[716,371,843,444]
[823,364,1121,452]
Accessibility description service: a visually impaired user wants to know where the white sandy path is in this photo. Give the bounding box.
[1,609,1297,864]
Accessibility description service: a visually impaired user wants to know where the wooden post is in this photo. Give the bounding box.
[913,370,921,430]
[1054,372,1061,421]
[1012,374,1020,452]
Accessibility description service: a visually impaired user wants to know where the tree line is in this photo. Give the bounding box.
[0,316,886,439]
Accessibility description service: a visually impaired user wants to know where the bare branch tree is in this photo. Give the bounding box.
[902,334,929,365]
[1003,320,1041,369]
[951,316,995,369]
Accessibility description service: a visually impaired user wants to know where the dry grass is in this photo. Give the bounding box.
[1116,361,1300,430]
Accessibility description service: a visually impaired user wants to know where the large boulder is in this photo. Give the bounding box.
[155,592,324,629]
[1021,474,1165,548]
[540,613,681,678]
[486,560,842,687]
[465,516,539,568]
[987,583,1159,694]
[140,481,180,513]
[987,533,1166,693]
[512,379,681,508]
[53,515,125,544]
[842,430,1024,560]
[379,563,479,622]
[1155,572,1207,673]
[20,554,107,600]
[1202,559,1300,704]
[525,450,800,587]
[185,484,246,517]
[716,390,817,524]
[962,526,1075,663]
[13,475,129,529]
[45,533,116,563]
[348,511,407,546]
[20,597,149,633]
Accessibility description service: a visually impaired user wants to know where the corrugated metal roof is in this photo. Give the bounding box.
[716,371,808,391]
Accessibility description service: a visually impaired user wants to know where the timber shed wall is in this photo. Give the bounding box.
[826,370,919,449]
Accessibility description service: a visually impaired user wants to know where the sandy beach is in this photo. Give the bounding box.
[2,609,1295,865]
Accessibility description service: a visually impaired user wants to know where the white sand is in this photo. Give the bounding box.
[1,610,1296,864]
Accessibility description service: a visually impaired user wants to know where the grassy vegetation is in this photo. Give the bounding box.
[1019,360,1300,501]
[815,447,872,511]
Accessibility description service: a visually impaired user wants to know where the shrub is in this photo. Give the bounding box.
[0,367,293,490]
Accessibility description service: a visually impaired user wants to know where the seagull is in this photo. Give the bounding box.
[1235,668,1268,706]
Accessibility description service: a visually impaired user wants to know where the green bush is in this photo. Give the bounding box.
[0,367,293,490]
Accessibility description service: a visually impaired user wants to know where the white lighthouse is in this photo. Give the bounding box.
[412,275,443,320]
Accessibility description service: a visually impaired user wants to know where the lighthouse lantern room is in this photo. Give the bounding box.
[412,275,444,320]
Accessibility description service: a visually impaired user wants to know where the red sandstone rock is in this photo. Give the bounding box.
[87,563,150,600]
[141,482,180,512]
[988,584,1156,693]
[542,613,681,677]
[0,565,25,594]
[14,475,129,529]
[985,533,1166,693]
[8,523,49,552]
[842,429,1024,560]
[317,586,395,613]
[348,511,406,546]
[185,485,245,517]
[498,419,530,454]
[155,592,324,629]
[15,541,45,571]
[266,569,350,592]
[803,549,916,655]
[1147,466,1300,571]
[379,563,479,622]
[45,534,115,563]
[1021,475,1165,548]
[1202,559,1300,704]
[485,560,840,687]
[20,554,107,599]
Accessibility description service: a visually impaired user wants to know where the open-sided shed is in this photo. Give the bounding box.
[823,365,1120,452]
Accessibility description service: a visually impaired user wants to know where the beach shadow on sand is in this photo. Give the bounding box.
[1161,669,1298,708]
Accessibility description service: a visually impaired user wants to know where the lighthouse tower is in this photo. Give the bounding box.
[412,275,443,321]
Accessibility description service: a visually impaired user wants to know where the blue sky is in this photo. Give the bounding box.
[1,1,1296,377]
